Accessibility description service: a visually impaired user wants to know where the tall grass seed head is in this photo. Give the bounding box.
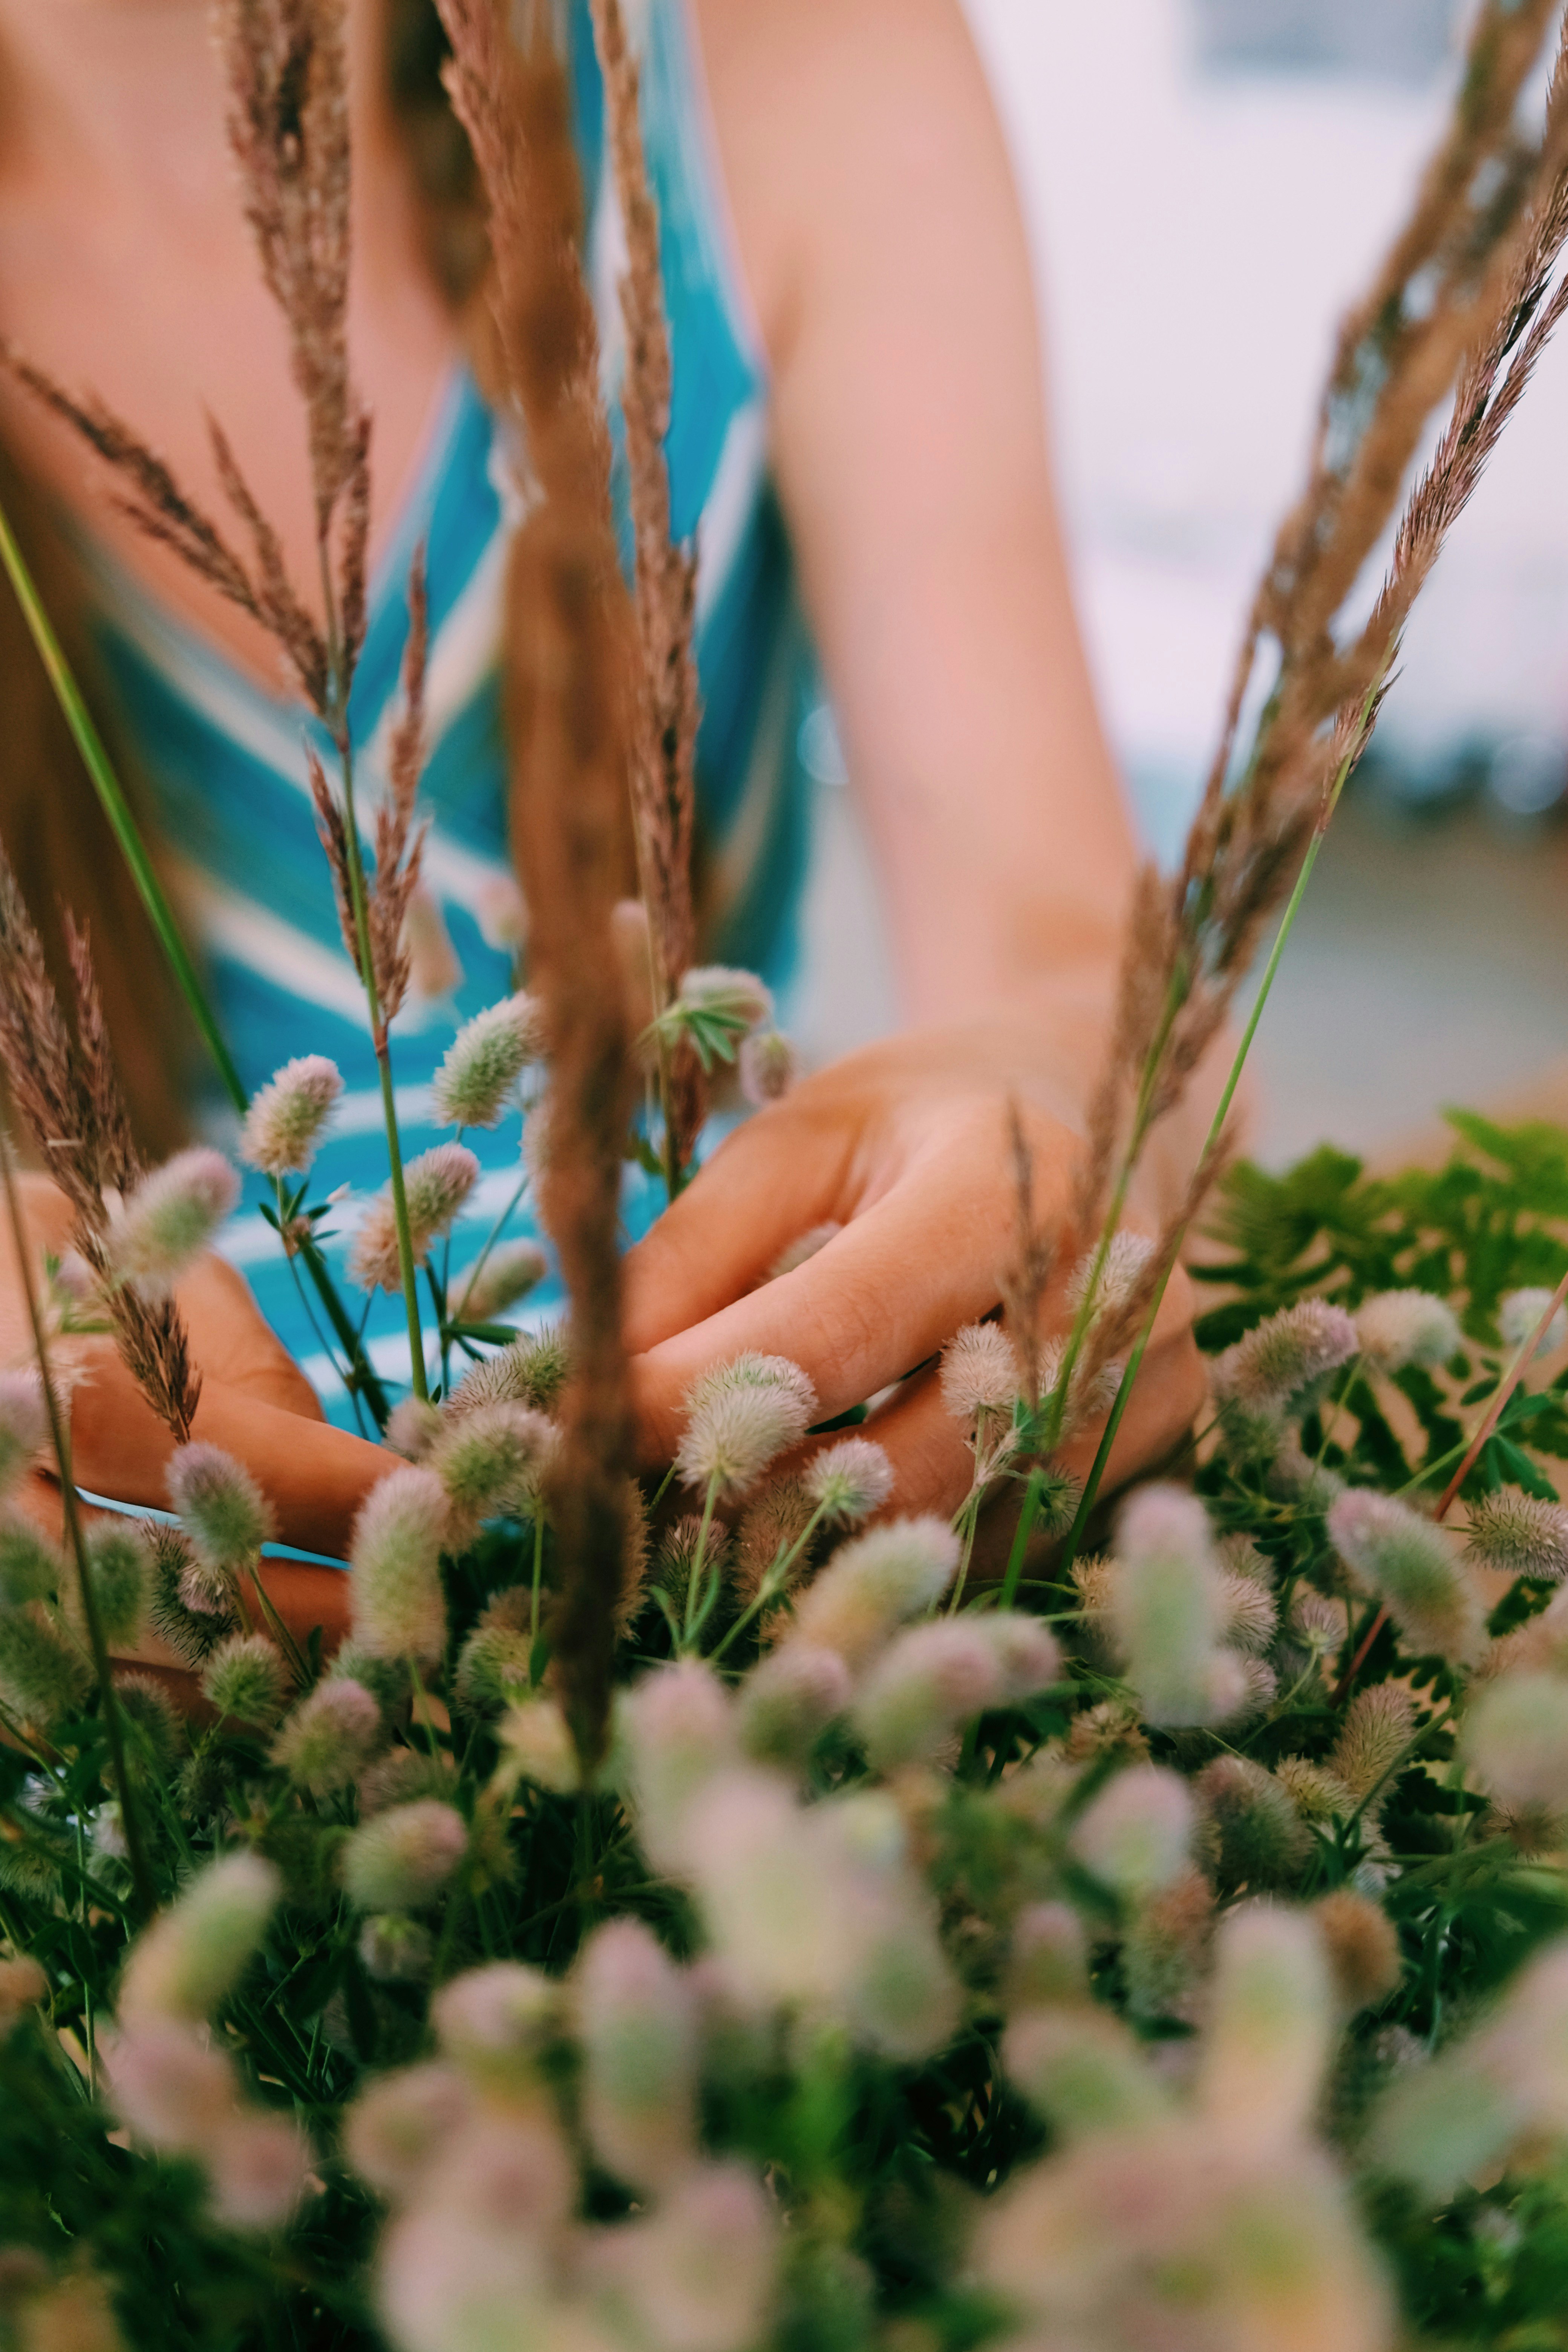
[119,1851,282,2024]
[1198,1902,1334,2150]
[450,1239,548,1324]
[737,1643,853,1770]
[1071,1765,1195,1898]
[0,1607,92,1726]
[104,1148,239,1294]
[341,1800,468,1912]
[168,1442,275,1577]
[1465,1485,1568,1582]
[804,1436,894,1526]
[200,1634,288,1728]
[0,1511,61,1607]
[739,1026,796,1106]
[499,1697,580,1794]
[677,1379,809,1503]
[207,2110,311,2232]
[1463,1671,1568,1815]
[1355,1288,1462,1372]
[1195,1756,1312,1891]
[432,994,541,1129]
[789,1516,962,1666]
[853,1621,1006,1771]
[0,1369,46,1499]
[575,1918,697,2188]
[239,1055,343,1176]
[1328,1487,1485,1664]
[1331,1681,1418,1802]
[349,1465,449,1667]
[272,1677,384,1795]
[429,1401,552,1534]
[1212,1297,1359,1415]
[1500,1285,1568,1358]
[735,1475,815,1600]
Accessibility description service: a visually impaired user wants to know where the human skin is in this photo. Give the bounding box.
[0,0,1208,1626]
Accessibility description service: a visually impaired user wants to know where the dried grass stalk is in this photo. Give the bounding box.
[0,854,200,1440]
[436,0,637,1765]
[589,0,704,1164]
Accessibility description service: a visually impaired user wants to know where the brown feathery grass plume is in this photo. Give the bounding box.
[1000,1100,1053,1412]
[435,0,638,1767]
[0,852,200,1440]
[589,0,704,1169]
[1076,0,1568,1263]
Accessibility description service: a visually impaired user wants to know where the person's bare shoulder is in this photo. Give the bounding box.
[687,0,1025,372]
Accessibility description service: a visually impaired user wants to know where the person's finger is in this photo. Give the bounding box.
[172,1253,329,1421]
[622,1097,861,1354]
[630,1126,1072,1461]
[61,1347,390,1558]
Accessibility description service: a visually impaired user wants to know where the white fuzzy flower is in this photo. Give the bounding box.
[1355,1289,1462,1373]
[804,1437,894,1525]
[739,1028,797,1106]
[1500,1286,1568,1360]
[239,1055,343,1176]
[432,995,542,1129]
[677,1357,816,1501]
[349,1143,480,1291]
[1067,1229,1156,1323]
[939,1323,1021,1422]
[104,1149,239,1294]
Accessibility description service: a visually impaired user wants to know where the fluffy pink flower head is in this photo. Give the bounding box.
[1072,1765,1195,1897]
[239,1055,343,1176]
[207,2110,312,2232]
[0,1954,47,2033]
[738,1643,853,1770]
[1355,1288,1462,1374]
[1463,1672,1568,1815]
[349,1143,480,1291]
[271,1677,384,1796]
[575,1918,698,2190]
[341,1800,468,1912]
[168,1441,275,1577]
[1328,1487,1484,1665]
[853,1622,1006,1770]
[429,1401,553,1536]
[349,1465,449,1667]
[384,1396,442,1462]
[102,2015,238,2153]
[790,1516,962,1667]
[1067,1228,1156,1325]
[0,1369,46,1501]
[619,1660,736,1874]
[450,1239,548,1324]
[678,964,773,1030]
[938,1322,1021,1423]
[739,1027,797,1106]
[200,1634,289,1729]
[105,1149,239,1295]
[1500,1286,1568,1360]
[1331,1681,1417,1801]
[1212,1297,1359,1416]
[343,2061,470,2202]
[118,1851,282,2024]
[429,1960,556,2075]
[597,2164,777,2352]
[677,1356,816,1501]
[804,1436,894,1526]
[432,994,542,1129]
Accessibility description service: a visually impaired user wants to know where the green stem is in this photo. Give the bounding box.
[0,490,247,1115]
[0,1131,154,1917]
[1059,666,1387,1573]
[1000,1465,1046,1613]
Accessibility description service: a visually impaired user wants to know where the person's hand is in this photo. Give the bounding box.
[624,1016,1209,1524]
[0,1173,386,1665]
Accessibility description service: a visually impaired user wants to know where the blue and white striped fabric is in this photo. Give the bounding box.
[84,0,816,1429]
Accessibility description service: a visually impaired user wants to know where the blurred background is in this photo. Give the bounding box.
[793,0,1568,1166]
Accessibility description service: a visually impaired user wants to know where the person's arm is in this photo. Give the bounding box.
[623,0,1207,1509]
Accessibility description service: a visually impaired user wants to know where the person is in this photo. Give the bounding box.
[0,0,1206,1636]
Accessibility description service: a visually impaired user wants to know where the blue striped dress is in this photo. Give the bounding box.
[84,0,816,1431]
